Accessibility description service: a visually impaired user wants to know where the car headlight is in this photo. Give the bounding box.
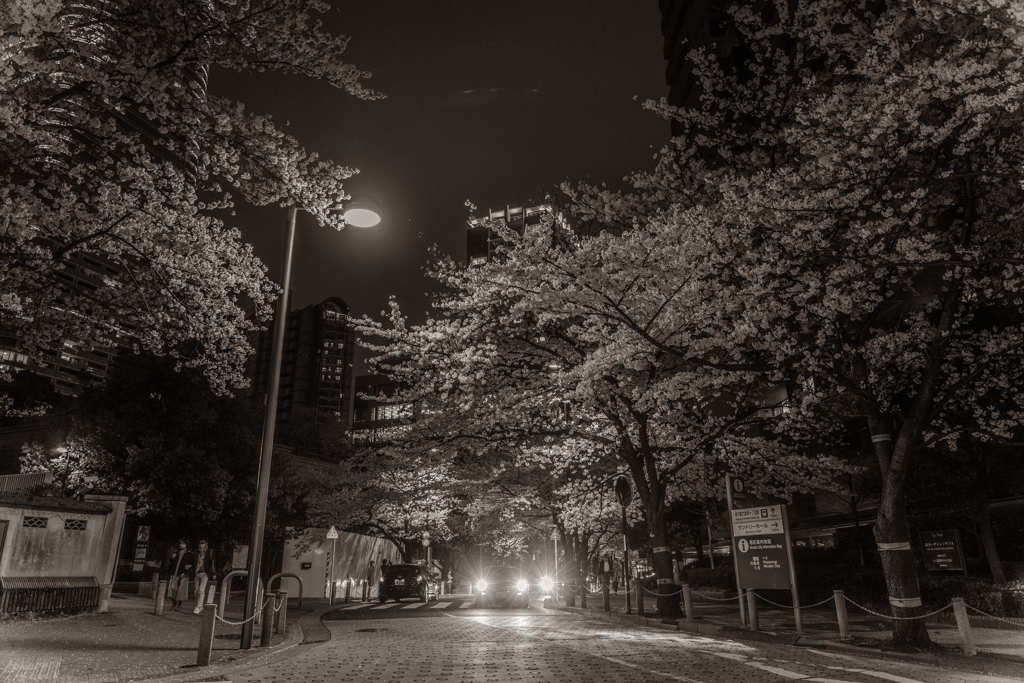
[476,580,488,592]
[539,577,554,591]
[516,580,529,592]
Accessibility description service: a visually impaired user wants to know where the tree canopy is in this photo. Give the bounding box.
[1,0,380,393]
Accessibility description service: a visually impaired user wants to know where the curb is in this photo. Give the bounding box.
[543,600,1024,680]
[132,603,336,683]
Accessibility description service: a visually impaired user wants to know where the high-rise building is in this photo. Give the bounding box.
[350,374,413,443]
[247,297,356,426]
[466,203,570,266]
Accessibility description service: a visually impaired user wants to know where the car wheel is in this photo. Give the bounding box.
[379,595,387,603]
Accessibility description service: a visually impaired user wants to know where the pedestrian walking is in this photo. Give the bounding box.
[612,577,619,594]
[191,539,216,614]
[163,538,193,611]
[363,560,376,601]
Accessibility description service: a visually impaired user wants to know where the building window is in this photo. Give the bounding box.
[64,519,88,531]
[23,516,48,528]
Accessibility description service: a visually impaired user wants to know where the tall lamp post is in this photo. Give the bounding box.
[240,196,381,649]
[615,477,632,615]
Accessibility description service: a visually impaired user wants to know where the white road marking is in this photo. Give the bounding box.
[459,601,474,608]
[827,669,923,683]
[600,656,701,683]
[431,602,452,609]
[339,604,367,610]
[401,602,422,609]
[744,661,809,679]
[370,603,401,610]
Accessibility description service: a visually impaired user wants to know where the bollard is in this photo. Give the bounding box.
[155,579,168,615]
[746,590,759,631]
[345,579,351,604]
[636,581,645,617]
[951,597,976,656]
[151,572,160,599]
[98,584,113,613]
[682,583,695,622]
[206,582,217,607]
[566,581,575,608]
[275,590,288,636]
[260,592,276,647]
[581,581,587,609]
[196,604,217,666]
[603,579,611,612]
[834,590,850,639]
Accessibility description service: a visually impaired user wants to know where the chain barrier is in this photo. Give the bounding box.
[752,593,834,609]
[215,596,274,626]
[965,604,1024,628]
[689,589,741,602]
[640,584,686,597]
[842,596,952,621]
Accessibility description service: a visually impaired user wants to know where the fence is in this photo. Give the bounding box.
[0,576,100,616]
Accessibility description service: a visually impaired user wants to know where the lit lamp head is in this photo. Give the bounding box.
[342,193,382,228]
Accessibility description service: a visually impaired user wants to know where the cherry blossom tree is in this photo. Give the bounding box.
[356,239,845,619]
[563,0,1024,644]
[1,0,380,393]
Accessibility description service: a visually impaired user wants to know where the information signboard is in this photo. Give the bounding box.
[232,544,249,570]
[132,525,150,572]
[731,506,792,590]
[920,530,966,572]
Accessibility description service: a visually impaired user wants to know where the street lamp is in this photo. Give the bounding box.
[240,197,381,649]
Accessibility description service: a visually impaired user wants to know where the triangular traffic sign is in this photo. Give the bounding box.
[326,526,339,539]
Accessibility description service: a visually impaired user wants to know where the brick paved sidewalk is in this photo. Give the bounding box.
[0,592,324,683]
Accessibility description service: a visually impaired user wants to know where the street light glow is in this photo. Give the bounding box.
[343,193,382,227]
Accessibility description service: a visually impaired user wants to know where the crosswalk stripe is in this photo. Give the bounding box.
[401,602,422,609]
[370,603,401,610]
[431,602,452,609]
[339,604,367,610]
[459,601,474,608]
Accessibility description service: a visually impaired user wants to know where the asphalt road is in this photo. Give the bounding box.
[228,605,1023,683]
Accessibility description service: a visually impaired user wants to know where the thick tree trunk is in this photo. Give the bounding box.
[648,507,682,620]
[873,490,930,647]
[969,491,1005,584]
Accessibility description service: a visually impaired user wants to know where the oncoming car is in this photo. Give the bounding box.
[378,563,439,603]
[474,565,530,608]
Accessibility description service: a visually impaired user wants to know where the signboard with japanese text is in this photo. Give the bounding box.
[232,544,249,570]
[731,505,793,590]
[920,530,966,572]
[132,525,150,571]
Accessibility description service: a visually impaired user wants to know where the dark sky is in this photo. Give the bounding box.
[211,2,672,368]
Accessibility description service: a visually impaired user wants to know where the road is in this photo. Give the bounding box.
[226,603,1023,683]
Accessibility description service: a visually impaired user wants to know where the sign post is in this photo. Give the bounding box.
[727,476,801,632]
[725,475,747,627]
[326,526,339,605]
[920,530,966,576]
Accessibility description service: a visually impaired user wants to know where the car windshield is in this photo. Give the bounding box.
[385,565,421,578]
[485,566,519,583]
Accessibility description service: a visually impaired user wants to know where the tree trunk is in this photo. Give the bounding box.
[648,507,682,620]
[969,490,1005,584]
[873,489,930,646]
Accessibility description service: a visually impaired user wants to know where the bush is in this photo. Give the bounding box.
[921,575,1024,618]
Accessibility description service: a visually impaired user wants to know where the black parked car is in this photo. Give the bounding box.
[378,563,439,603]
[474,565,530,608]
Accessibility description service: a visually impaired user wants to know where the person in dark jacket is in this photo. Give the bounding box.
[163,538,193,611]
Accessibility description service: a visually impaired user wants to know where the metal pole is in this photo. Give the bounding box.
[781,505,802,634]
[724,475,747,628]
[329,537,336,606]
[241,206,298,649]
[553,536,558,602]
[622,505,631,615]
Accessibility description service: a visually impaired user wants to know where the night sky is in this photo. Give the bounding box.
[210,2,672,369]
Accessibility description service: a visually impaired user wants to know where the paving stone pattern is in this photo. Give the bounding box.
[230,610,1023,683]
